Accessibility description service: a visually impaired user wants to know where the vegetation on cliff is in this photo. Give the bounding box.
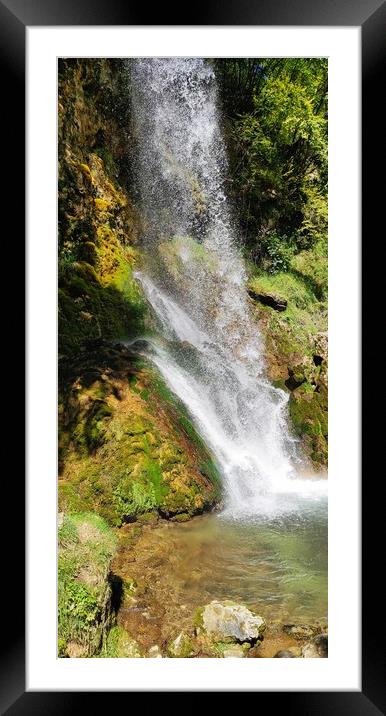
[58,512,117,657]
[215,58,328,465]
[58,57,328,658]
[58,342,221,526]
[58,58,221,520]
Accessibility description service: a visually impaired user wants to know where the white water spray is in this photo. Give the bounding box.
[130,58,327,518]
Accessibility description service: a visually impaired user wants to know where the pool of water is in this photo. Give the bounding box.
[161,510,327,623]
[116,501,328,645]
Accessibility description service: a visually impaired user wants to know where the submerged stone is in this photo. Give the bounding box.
[301,633,328,658]
[274,650,297,658]
[282,623,316,639]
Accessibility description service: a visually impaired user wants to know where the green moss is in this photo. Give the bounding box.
[59,257,147,357]
[114,478,156,518]
[246,256,327,467]
[199,460,222,491]
[272,379,290,392]
[73,400,112,453]
[248,270,315,311]
[193,607,204,629]
[171,512,190,523]
[59,351,221,526]
[212,641,231,656]
[289,383,328,464]
[58,512,117,657]
[291,238,328,300]
[166,632,194,658]
[99,626,142,658]
[135,511,158,524]
[59,481,89,515]
[247,261,327,362]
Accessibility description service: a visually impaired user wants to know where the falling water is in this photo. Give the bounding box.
[130,58,327,518]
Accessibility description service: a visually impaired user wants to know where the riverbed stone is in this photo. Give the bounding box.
[282,623,316,639]
[274,649,297,658]
[200,601,266,644]
[301,634,328,658]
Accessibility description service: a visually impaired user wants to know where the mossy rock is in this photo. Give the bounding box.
[171,512,190,523]
[100,626,143,658]
[289,382,328,465]
[166,632,195,658]
[58,512,117,657]
[59,344,221,526]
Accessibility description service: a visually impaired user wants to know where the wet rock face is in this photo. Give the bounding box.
[200,601,266,644]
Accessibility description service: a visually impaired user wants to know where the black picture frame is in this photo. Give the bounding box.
[1,0,384,712]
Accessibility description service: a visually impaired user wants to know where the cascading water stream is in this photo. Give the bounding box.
[129,58,327,519]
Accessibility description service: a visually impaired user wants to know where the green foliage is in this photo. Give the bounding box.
[60,580,99,627]
[215,58,327,262]
[113,475,158,517]
[58,512,117,656]
[260,232,294,273]
[291,237,328,300]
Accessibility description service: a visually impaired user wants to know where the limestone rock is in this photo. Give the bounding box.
[201,601,266,644]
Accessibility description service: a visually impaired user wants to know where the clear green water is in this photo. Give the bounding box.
[153,508,328,625]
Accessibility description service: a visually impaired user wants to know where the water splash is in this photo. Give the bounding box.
[130,58,327,518]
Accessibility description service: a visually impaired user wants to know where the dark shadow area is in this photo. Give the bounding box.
[109,572,124,614]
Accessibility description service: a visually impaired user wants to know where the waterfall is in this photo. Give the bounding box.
[130,58,326,518]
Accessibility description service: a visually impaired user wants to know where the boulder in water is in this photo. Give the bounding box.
[199,601,266,644]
